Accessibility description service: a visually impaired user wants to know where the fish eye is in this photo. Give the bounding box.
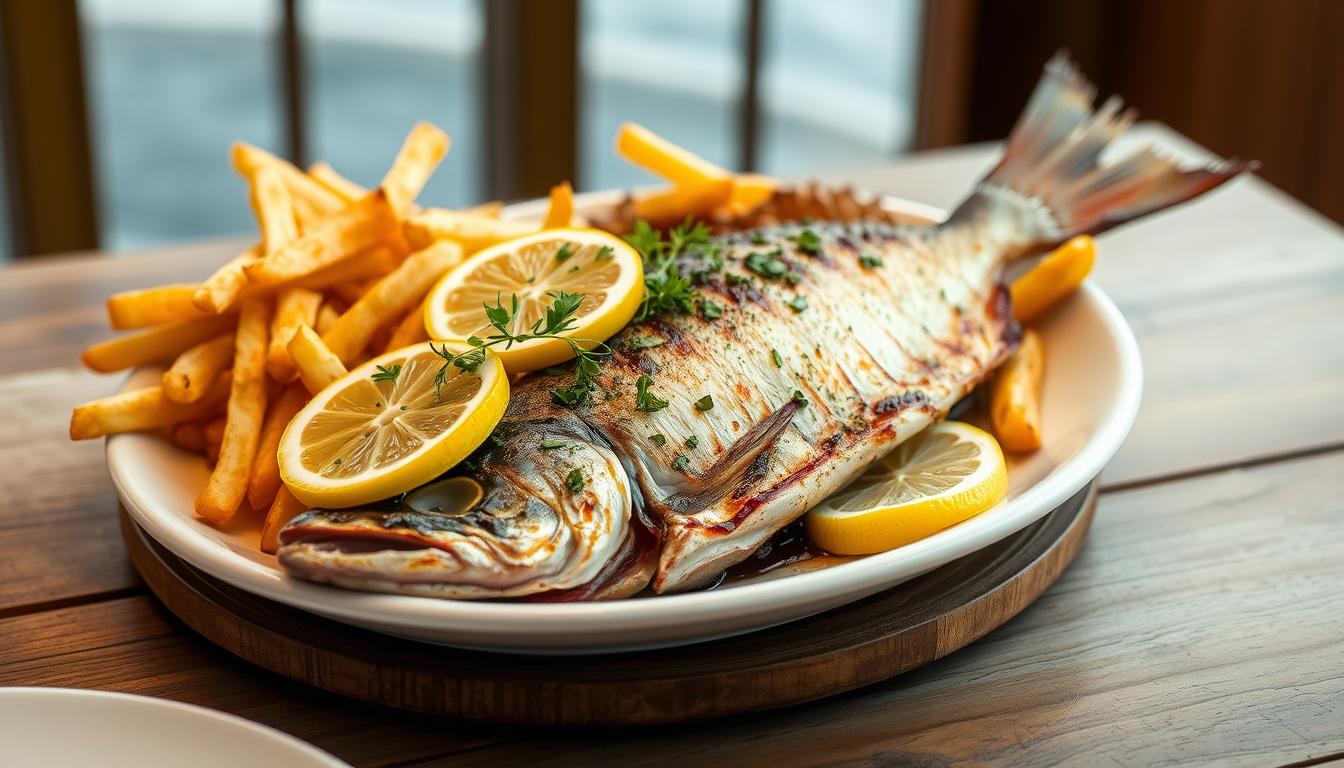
[404,476,484,516]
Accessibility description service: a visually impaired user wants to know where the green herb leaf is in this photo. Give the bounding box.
[565,469,584,492]
[791,389,809,407]
[635,374,669,412]
[650,433,667,447]
[673,454,691,471]
[540,439,567,450]
[859,252,883,268]
[370,363,402,382]
[629,335,665,350]
[745,251,788,280]
[790,229,822,255]
[770,348,783,367]
[786,295,809,313]
[555,242,575,263]
[750,231,768,245]
[701,299,723,320]
[595,245,615,261]
[685,435,699,449]
[694,394,714,412]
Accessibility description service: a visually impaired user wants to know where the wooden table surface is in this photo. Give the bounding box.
[3,125,1342,767]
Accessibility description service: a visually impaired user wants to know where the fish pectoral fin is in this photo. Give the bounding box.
[659,400,801,515]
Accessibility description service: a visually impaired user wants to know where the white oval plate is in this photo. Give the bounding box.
[110,194,1141,654]
[0,688,347,768]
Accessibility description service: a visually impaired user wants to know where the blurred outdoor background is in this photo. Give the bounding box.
[0,0,1339,260]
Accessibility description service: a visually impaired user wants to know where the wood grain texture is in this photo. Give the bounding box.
[120,485,1093,726]
[425,451,1344,768]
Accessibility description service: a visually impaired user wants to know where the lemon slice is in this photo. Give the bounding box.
[806,421,1008,555]
[278,341,508,509]
[423,228,643,372]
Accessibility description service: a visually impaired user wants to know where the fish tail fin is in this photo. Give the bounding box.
[951,52,1254,251]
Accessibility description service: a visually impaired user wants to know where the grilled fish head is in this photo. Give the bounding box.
[275,420,633,599]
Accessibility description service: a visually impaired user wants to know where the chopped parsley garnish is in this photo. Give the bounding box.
[750,231,768,245]
[771,348,783,367]
[429,290,608,407]
[540,439,567,450]
[745,250,788,280]
[650,433,667,447]
[725,272,750,287]
[625,219,723,322]
[701,299,723,320]
[790,229,822,255]
[555,242,575,263]
[791,389,809,407]
[694,394,714,412]
[565,469,584,492]
[685,435,699,449]
[786,295,809,312]
[635,374,669,412]
[370,363,401,382]
[595,245,615,261]
[672,454,691,471]
[629,335,665,350]
[859,252,883,268]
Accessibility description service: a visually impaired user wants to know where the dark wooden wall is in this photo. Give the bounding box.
[933,0,1344,224]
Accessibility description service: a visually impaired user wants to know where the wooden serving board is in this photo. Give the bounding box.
[121,481,1096,726]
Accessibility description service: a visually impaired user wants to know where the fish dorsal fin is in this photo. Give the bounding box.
[658,400,801,515]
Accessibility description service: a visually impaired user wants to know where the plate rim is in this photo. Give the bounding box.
[108,193,1142,649]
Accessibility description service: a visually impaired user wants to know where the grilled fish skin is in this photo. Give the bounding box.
[276,54,1250,599]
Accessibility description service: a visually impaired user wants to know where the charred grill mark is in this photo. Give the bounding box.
[712,433,845,532]
[872,390,931,418]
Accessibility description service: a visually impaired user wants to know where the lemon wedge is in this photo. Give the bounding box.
[423,228,643,373]
[806,421,1008,555]
[278,341,508,509]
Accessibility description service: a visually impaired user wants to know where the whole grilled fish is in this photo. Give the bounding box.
[277,55,1248,598]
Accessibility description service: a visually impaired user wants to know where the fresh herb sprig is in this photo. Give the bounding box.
[429,290,610,406]
[370,363,402,382]
[625,218,724,322]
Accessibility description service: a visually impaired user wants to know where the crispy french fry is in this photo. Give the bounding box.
[203,414,226,461]
[543,181,575,228]
[288,324,349,394]
[250,166,300,255]
[195,299,271,523]
[231,142,345,229]
[990,329,1045,453]
[69,373,232,440]
[632,179,734,226]
[194,246,261,313]
[381,122,450,215]
[313,302,341,336]
[169,419,208,454]
[1011,235,1096,325]
[616,122,732,188]
[462,201,503,218]
[384,305,429,352]
[402,207,535,252]
[260,487,308,554]
[265,288,323,381]
[329,277,374,306]
[322,241,463,365]
[81,313,238,373]
[307,161,367,204]
[246,383,307,510]
[243,190,397,285]
[107,284,210,329]
[723,174,776,216]
[162,333,235,403]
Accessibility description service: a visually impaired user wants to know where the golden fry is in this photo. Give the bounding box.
[381,122,450,215]
[384,305,429,352]
[321,241,463,365]
[246,383,308,510]
[306,161,367,203]
[231,142,344,229]
[313,301,341,336]
[288,324,349,394]
[990,329,1045,453]
[632,179,734,226]
[195,299,271,524]
[402,207,535,252]
[82,313,238,373]
[1011,235,1096,325]
[461,201,503,218]
[723,174,776,216]
[243,190,397,285]
[162,333,235,403]
[329,277,374,306]
[69,373,232,440]
[169,419,209,454]
[543,181,575,228]
[250,165,300,255]
[616,122,731,188]
[107,284,209,329]
[260,488,308,554]
[194,246,261,313]
[265,288,323,381]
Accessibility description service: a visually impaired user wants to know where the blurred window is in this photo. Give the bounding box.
[301,0,482,208]
[80,0,282,251]
[580,0,745,191]
[759,0,923,177]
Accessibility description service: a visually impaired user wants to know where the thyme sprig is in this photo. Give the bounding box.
[430,290,609,406]
[625,218,723,322]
